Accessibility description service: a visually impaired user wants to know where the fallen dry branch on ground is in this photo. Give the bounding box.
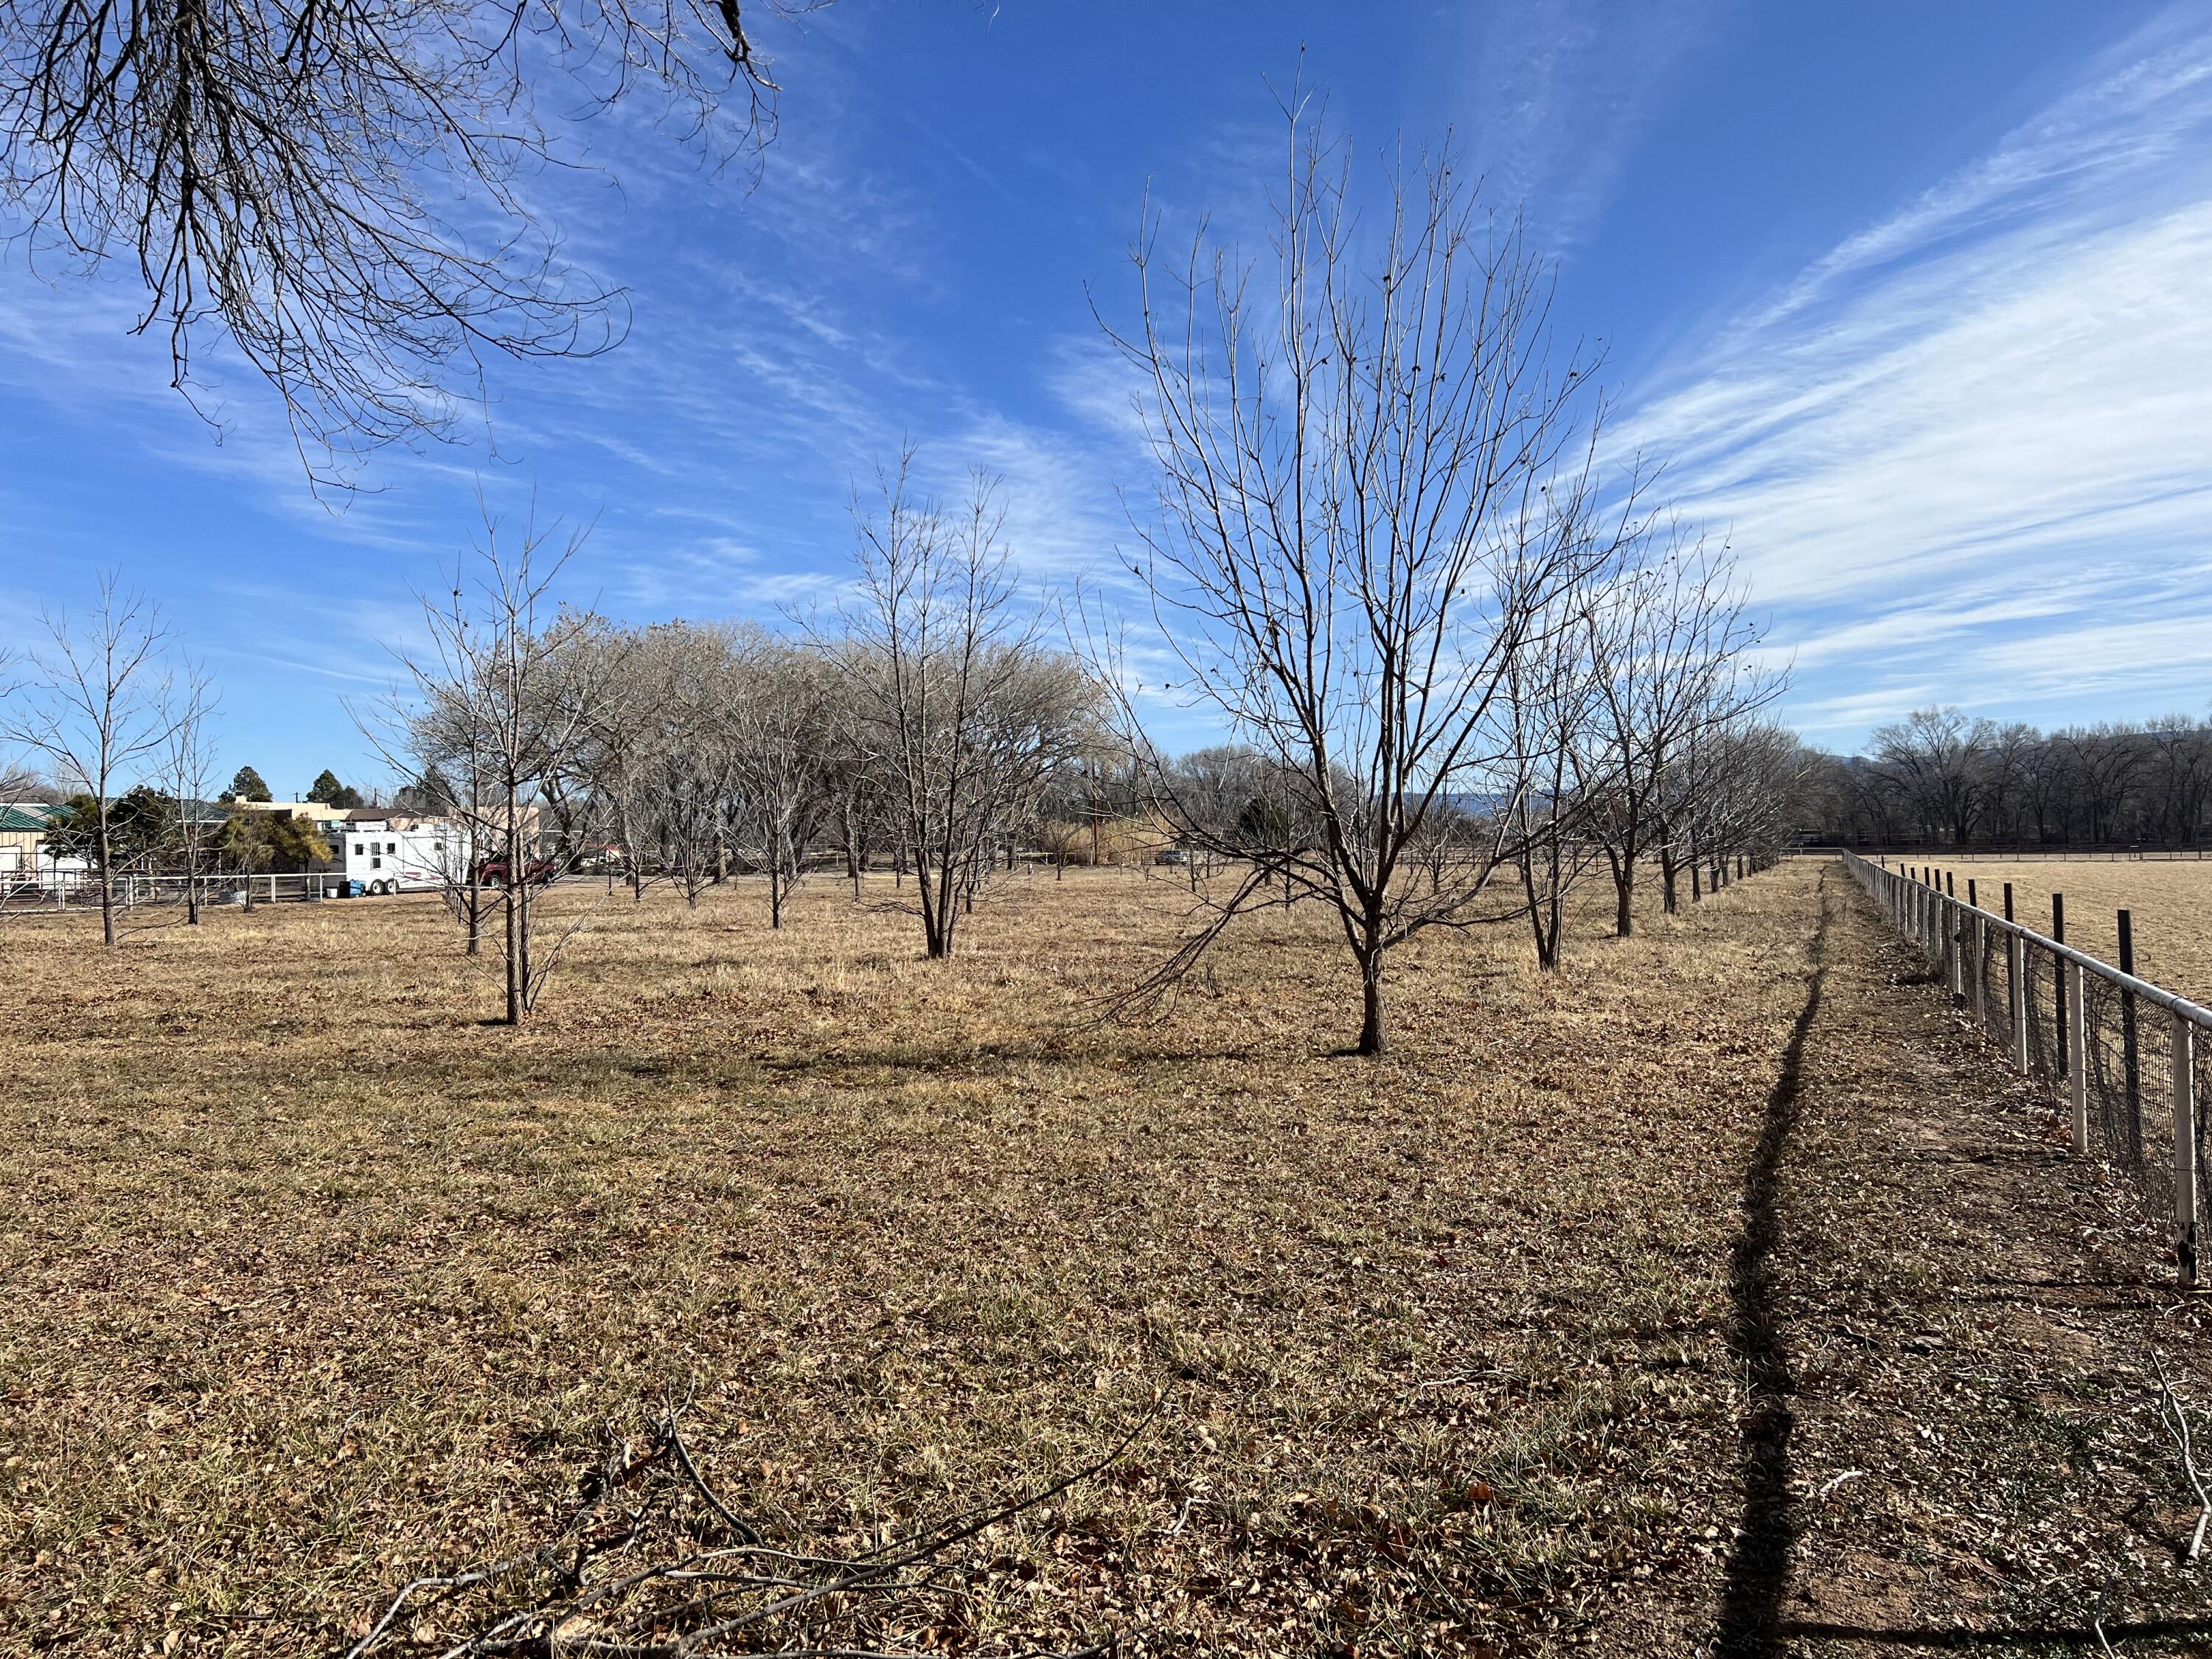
[342,1402,1153,1658]
[2152,1344,2212,1563]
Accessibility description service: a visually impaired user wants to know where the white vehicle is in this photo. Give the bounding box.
[343,824,467,895]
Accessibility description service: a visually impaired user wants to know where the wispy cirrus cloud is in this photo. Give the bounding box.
[1453,0,1729,250]
[1620,7,2212,747]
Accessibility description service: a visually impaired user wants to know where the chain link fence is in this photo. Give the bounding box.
[1843,851,2205,1284]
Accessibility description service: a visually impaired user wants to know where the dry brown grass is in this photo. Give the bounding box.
[1,863,1820,1656]
[1898,858,2212,1004]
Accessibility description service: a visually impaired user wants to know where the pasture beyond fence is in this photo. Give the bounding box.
[1843,850,2212,1285]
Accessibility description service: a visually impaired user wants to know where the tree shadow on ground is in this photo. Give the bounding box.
[1715,872,1830,1657]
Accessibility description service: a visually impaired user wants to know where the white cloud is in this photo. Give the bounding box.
[1618,9,2212,747]
[1453,0,1725,251]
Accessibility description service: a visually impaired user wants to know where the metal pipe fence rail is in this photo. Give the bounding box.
[1842,849,2211,1285]
[0,871,337,908]
[1856,846,2212,863]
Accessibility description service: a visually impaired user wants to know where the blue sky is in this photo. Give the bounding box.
[3,0,2208,795]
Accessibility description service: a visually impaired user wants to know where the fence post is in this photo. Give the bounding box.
[2053,894,2068,1081]
[2009,932,2028,1070]
[2175,1010,2199,1289]
[1966,878,1978,1009]
[2067,959,2089,1155]
[1974,911,1988,1029]
[2121,910,2142,1166]
[2003,884,2017,1034]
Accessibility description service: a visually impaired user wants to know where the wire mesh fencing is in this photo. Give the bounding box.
[1843,851,2205,1285]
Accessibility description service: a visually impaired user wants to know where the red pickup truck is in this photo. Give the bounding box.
[474,855,561,888]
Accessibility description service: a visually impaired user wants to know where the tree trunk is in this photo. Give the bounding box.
[1354,945,1387,1057]
[97,808,116,946]
[504,796,523,1025]
[517,869,534,1017]
[770,858,783,929]
[1517,846,1559,972]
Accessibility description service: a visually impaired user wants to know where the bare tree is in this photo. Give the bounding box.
[569,620,661,900]
[818,453,1099,960]
[1813,713,2212,851]
[1500,581,1602,972]
[1976,720,2042,844]
[1869,706,1988,846]
[824,714,886,900]
[634,622,755,909]
[728,641,834,928]
[2059,722,2149,846]
[154,661,220,922]
[1577,526,1778,936]
[380,509,605,1022]
[1690,721,1812,873]
[1096,100,1611,1054]
[0,575,189,945]
[0,0,814,485]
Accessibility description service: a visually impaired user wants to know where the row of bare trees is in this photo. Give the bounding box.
[378,465,1110,1021]
[6,97,1801,1060]
[1813,707,2212,849]
[1081,95,1799,1054]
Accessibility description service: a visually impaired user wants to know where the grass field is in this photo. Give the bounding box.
[1,864,1818,1656]
[16,860,2212,1656]
[1892,857,2212,1004]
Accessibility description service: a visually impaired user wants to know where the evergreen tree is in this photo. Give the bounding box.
[222,765,272,803]
[43,787,180,869]
[222,807,332,873]
[307,769,364,810]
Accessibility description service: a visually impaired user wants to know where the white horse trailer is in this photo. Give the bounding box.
[343,824,467,895]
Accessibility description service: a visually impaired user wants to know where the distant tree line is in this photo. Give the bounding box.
[1807,706,2212,849]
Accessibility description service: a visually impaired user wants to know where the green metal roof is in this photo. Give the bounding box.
[0,804,54,832]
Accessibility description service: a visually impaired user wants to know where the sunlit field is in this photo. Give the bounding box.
[1,862,1815,1656]
[1888,856,2212,1006]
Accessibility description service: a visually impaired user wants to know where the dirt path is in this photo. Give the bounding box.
[1719,862,2212,1653]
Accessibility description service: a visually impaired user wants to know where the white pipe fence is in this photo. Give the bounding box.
[0,871,338,908]
[1843,850,2210,1286]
